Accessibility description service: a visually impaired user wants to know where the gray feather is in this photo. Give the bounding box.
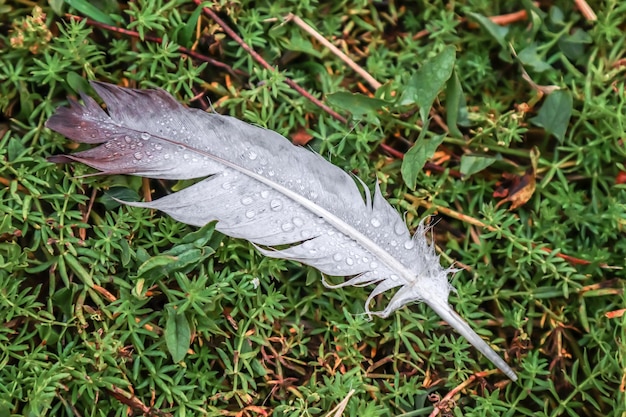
[46,82,517,380]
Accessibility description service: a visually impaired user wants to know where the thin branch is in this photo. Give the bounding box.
[285,13,382,91]
[193,1,347,123]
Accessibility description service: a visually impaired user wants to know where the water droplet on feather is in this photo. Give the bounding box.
[241,197,253,205]
[404,240,415,250]
[133,152,143,160]
[270,199,282,211]
[245,210,255,218]
[281,223,294,232]
[371,218,381,228]
[141,132,150,140]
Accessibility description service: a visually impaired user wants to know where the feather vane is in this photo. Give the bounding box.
[46,82,517,380]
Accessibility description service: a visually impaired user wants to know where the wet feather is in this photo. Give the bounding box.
[46,82,517,380]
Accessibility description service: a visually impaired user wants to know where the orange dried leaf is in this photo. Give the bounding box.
[291,126,313,146]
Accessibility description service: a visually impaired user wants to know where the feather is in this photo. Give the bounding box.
[46,82,517,380]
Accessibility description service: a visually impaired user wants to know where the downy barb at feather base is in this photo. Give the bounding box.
[46,82,517,381]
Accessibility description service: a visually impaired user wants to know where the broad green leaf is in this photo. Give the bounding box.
[530,90,573,142]
[400,46,456,122]
[558,29,592,61]
[445,69,469,138]
[64,0,116,25]
[459,155,498,177]
[165,306,191,363]
[401,134,445,190]
[467,12,510,50]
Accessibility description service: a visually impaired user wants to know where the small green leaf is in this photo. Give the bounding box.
[178,6,203,46]
[137,255,178,276]
[459,155,498,177]
[63,253,94,287]
[64,0,116,25]
[326,92,389,124]
[101,188,140,210]
[445,69,469,138]
[401,134,445,190]
[165,306,191,363]
[530,90,573,142]
[400,46,456,122]
[66,71,92,95]
[8,138,26,161]
[518,45,553,73]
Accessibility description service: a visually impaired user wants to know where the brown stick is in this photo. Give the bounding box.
[285,13,382,91]
[193,1,348,123]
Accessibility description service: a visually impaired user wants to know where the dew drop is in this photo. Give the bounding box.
[267,170,275,177]
[141,132,150,140]
[104,142,113,149]
[260,190,270,199]
[154,144,163,150]
[390,240,398,247]
[332,253,343,261]
[183,153,190,160]
[163,154,170,160]
[124,136,132,144]
[222,182,232,190]
[270,199,282,211]
[292,217,304,227]
[404,240,415,250]
[301,230,312,239]
[281,223,294,232]
[362,257,369,263]
[370,261,379,269]
[241,196,253,205]
[371,218,381,228]
[345,258,354,266]
[309,191,318,199]
[245,210,255,219]
[390,274,399,281]
[394,222,406,235]
[247,150,258,160]
[133,152,143,160]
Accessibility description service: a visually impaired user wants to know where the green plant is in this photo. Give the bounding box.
[0,1,624,416]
